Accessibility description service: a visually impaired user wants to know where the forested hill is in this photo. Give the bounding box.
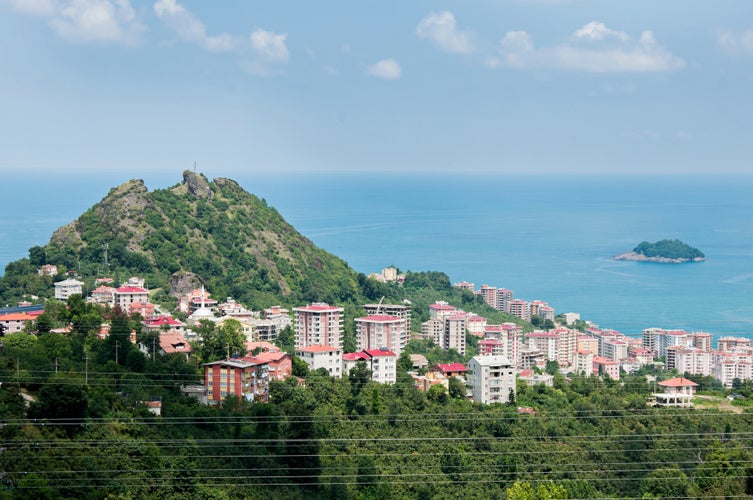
[0,171,360,308]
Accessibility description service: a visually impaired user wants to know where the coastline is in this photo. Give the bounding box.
[612,251,706,264]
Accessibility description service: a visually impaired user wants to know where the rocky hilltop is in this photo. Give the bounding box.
[32,171,359,307]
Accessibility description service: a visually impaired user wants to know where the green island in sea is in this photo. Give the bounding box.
[613,239,706,263]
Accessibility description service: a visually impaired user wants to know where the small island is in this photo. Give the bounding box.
[613,239,706,263]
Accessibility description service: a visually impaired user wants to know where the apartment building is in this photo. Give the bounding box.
[467,355,516,404]
[355,314,405,355]
[293,302,344,349]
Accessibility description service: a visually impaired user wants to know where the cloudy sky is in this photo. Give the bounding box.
[1,0,752,175]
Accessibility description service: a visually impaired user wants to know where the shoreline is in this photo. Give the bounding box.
[612,251,706,264]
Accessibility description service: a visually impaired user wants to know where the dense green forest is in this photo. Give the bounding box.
[1,303,753,499]
[633,239,705,260]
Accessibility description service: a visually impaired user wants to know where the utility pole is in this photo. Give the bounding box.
[152,337,156,362]
[55,357,58,374]
[85,354,89,385]
[115,340,120,364]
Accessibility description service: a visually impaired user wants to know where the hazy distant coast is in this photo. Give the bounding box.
[612,251,706,264]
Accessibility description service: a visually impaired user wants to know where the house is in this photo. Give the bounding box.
[246,341,280,353]
[411,371,448,392]
[38,264,58,276]
[431,363,467,378]
[593,356,620,380]
[296,345,343,378]
[54,279,84,301]
[158,332,193,359]
[409,354,429,371]
[142,315,184,334]
[90,286,115,306]
[467,355,516,404]
[518,368,554,387]
[653,377,698,407]
[0,313,36,334]
[130,302,156,318]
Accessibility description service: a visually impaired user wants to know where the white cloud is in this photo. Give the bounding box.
[573,21,629,42]
[497,22,684,72]
[154,0,234,51]
[416,11,474,54]
[250,28,289,62]
[7,0,145,44]
[367,59,401,80]
[718,28,753,55]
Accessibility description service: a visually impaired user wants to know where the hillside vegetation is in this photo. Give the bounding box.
[633,239,705,260]
[1,172,361,309]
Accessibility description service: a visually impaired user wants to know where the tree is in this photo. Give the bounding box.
[292,356,309,377]
[27,377,88,434]
[640,465,690,498]
[201,319,246,361]
[349,361,372,396]
[100,307,133,365]
[448,376,466,399]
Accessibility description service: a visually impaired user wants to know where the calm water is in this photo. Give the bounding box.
[3,172,753,339]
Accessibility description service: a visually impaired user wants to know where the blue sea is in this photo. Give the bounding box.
[3,172,753,340]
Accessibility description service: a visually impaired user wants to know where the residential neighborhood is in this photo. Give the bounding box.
[2,268,751,410]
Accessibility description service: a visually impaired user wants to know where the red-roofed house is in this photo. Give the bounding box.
[342,351,370,377]
[593,356,620,380]
[431,363,467,378]
[142,315,185,334]
[130,302,156,318]
[0,313,36,334]
[248,351,292,382]
[654,377,698,407]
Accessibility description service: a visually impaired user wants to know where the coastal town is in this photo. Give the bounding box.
[1,264,749,411]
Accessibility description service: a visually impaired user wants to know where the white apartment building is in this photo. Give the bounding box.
[467,355,516,404]
[296,345,343,378]
[54,278,84,301]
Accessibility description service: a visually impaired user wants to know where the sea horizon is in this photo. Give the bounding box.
[3,171,753,342]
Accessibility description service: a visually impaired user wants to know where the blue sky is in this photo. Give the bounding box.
[1,0,752,175]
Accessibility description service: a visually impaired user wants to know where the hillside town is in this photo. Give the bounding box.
[1,265,750,410]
